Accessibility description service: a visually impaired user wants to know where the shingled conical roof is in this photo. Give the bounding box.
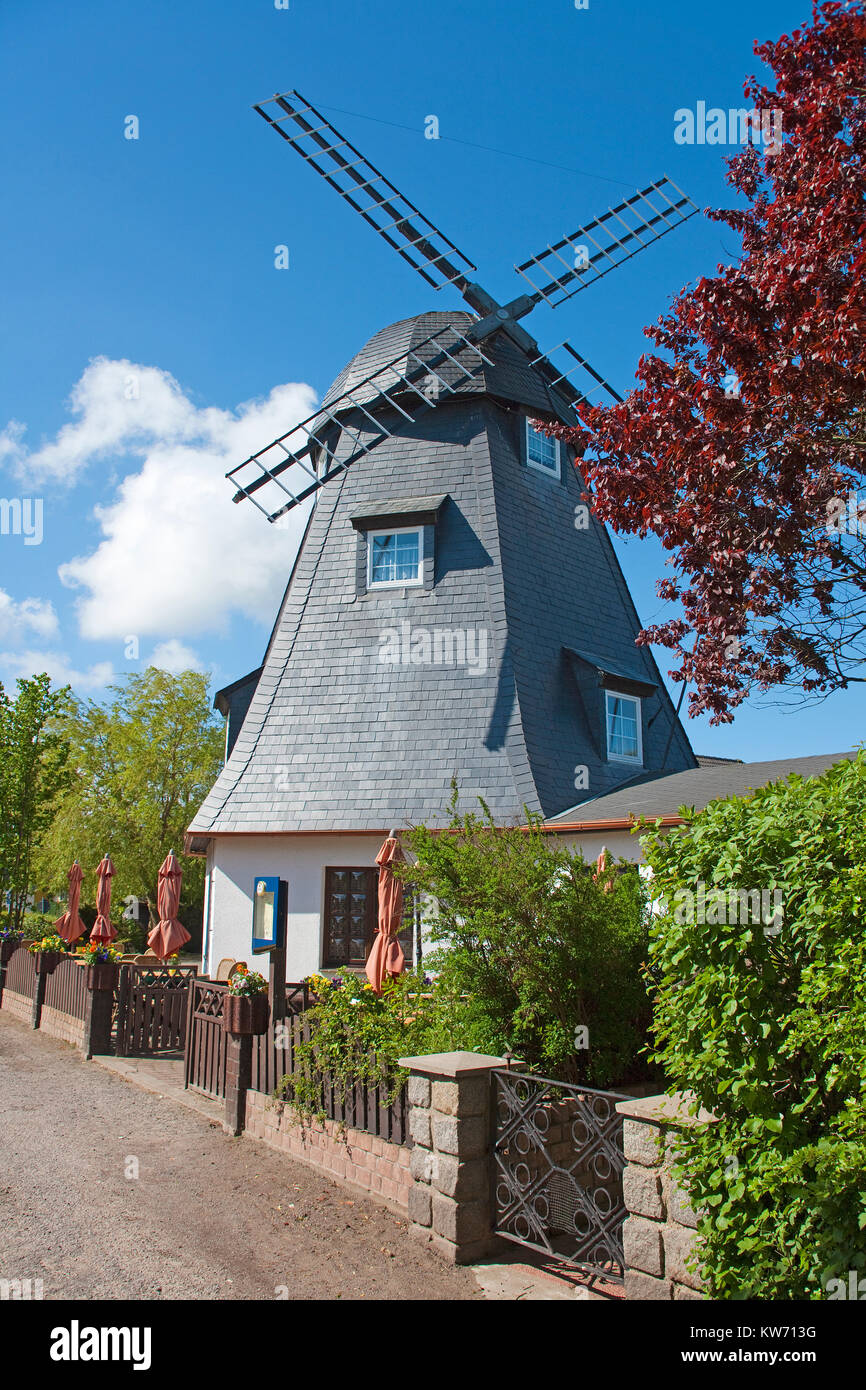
[321,311,567,416]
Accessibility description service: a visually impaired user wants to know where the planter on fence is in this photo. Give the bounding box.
[86,962,119,992]
[223,993,270,1035]
[35,950,64,974]
[0,935,23,964]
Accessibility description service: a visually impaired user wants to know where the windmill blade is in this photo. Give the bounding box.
[227,325,493,524]
[514,177,699,309]
[254,90,477,294]
[531,341,624,408]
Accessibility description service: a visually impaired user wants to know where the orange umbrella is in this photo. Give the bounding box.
[147,851,191,961]
[55,861,85,944]
[592,847,614,894]
[90,855,118,942]
[365,835,406,995]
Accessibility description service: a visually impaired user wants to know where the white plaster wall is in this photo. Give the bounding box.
[203,826,661,980]
[552,827,648,863]
[207,834,386,980]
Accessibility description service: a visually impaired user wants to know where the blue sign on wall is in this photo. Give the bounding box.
[251,876,287,954]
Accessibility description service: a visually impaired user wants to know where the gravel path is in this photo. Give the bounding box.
[0,1015,480,1301]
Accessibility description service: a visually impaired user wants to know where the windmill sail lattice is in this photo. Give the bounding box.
[233,89,699,518]
[254,91,477,293]
[228,326,493,523]
[514,177,698,308]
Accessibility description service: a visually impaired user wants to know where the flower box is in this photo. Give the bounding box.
[0,936,23,964]
[35,950,64,974]
[223,993,270,1035]
[86,962,119,992]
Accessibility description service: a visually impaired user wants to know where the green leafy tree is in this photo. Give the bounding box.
[643,751,866,1299]
[36,668,224,930]
[401,794,652,1087]
[0,674,73,931]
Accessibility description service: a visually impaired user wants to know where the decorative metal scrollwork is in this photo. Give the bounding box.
[492,1069,629,1281]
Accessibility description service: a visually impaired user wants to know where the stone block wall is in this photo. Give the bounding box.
[616,1093,715,1301]
[245,1088,411,1214]
[399,1050,509,1265]
[0,961,116,1058]
[38,1004,86,1050]
[0,989,33,1026]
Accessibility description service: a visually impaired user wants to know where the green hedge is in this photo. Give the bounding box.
[643,751,866,1299]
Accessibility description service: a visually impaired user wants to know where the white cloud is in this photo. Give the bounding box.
[3,358,319,641]
[0,590,59,644]
[0,649,114,693]
[150,639,204,674]
[1,358,223,486]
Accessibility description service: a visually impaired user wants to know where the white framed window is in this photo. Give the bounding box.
[605,690,643,764]
[525,419,561,478]
[367,526,423,588]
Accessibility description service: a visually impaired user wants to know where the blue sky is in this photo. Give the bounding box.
[0,0,861,762]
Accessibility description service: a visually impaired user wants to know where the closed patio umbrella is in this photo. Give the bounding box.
[147,851,190,961]
[593,846,614,894]
[365,834,406,995]
[90,855,118,943]
[55,860,85,944]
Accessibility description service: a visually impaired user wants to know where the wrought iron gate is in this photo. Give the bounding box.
[492,1069,629,1282]
[115,963,196,1056]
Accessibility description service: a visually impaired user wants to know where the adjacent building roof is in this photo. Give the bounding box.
[544,751,859,830]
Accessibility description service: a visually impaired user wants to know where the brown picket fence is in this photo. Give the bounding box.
[4,946,36,997]
[184,979,229,1099]
[115,962,197,1055]
[184,978,409,1143]
[43,956,88,1020]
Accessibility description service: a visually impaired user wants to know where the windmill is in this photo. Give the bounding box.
[187,87,700,915]
[227,89,698,525]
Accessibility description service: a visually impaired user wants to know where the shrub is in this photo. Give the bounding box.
[280,970,427,1117]
[401,795,653,1087]
[643,751,866,1299]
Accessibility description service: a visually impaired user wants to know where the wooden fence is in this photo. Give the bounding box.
[116,963,197,1056]
[184,979,229,1099]
[185,979,409,1144]
[4,945,36,997]
[1,949,410,1146]
[254,1007,409,1146]
[43,956,89,1020]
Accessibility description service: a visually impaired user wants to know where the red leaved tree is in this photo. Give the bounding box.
[556,1,866,723]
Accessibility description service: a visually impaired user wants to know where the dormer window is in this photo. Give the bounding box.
[525,420,561,479]
[605,690,642,764]
[367,527,423,588]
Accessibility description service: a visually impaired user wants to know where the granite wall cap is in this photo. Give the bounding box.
[615,1091,717,1128]
[398,1050,511,1078]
